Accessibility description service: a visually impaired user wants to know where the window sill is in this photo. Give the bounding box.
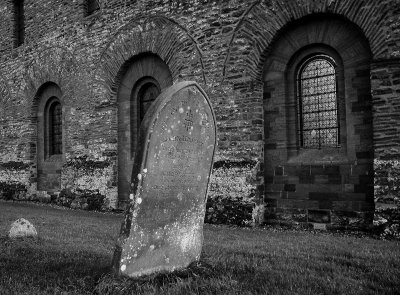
[45,154,63,162]
[287,147,349,165]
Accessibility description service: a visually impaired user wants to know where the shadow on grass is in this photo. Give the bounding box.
[0,236,110,294]
[95,260,218,294]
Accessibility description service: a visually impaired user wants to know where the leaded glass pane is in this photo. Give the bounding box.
[50,102,62,155]
[298,56,339,148]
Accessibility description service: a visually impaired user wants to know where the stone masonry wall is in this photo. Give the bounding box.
[0,0,399,227]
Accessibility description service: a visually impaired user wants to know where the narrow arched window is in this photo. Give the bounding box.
[86,0,100,16]
[297,55,339,148]
[130,76,161,158]
[138,81,160,122]
[48,100,62,155]
[13,0,24,47]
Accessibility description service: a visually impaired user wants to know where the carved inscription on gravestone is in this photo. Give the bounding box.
[113,81,216,278]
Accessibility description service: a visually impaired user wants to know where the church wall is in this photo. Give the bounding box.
[0,0,398,227]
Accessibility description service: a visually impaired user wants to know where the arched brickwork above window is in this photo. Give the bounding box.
[223,0,391,81]
[22,45,87,118]
[96,15,205,102]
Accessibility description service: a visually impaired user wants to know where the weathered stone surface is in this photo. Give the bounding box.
[8,218,38,239]
[113,81,216,278]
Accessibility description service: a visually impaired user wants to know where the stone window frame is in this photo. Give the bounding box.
[286,44,347,161]
[45,97,63,157]
[12,0,24,47]
[131,76,161,136]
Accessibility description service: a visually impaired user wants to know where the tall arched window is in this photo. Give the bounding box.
[131,76,161,152]
[138,80,160,122]
[46,98,62,156]
[13,0,24,47]
[297,55,339,148]
[86,0,99,16]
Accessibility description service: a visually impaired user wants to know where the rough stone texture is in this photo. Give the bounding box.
[8,218,38,239]
[0,0,398,228]
[113,81,216,278]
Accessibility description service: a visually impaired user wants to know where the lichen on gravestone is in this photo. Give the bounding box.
[113,81,216,278]
[9,218,38,239]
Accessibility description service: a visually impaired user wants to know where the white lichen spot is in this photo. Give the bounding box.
[165,257,170,263]
[178,120,181,123]
[149,245,155,251]
[177,192,183,200]
[133,253,138,258]
[137,197,142,204]
[197,175,202,181]
[121,265,126,272]
[129,193,134,200]
[179,107,184,113]
[143,168,148,173]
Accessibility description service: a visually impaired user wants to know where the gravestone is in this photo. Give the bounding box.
[9,218,38,239]
[113,81,216,278]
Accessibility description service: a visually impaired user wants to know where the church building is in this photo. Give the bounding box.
[0,0,399,228]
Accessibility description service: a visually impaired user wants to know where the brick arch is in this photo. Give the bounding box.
[96,14,206,101]
[223,0,389,81]
[23,45,85,115]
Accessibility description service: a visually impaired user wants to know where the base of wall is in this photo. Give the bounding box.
[264,207,375,230]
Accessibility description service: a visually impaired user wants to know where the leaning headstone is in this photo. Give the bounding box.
[113,81,216,278]
[9,218,38,239]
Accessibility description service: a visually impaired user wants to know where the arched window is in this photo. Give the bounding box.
[13,0,24,47]
[86,0,99,16]
[131,76,161,147]
[138,81,160,122]
[297,55,339,148]
[47,99,62,156]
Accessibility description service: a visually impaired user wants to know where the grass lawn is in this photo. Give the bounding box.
[1,200,399,295]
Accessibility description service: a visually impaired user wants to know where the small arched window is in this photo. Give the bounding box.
[86,0,99,16]
[47,99,62,155]
[13,0,24,47]
[130,76,161,158]
[138,81,160,122]
[297,55,339,148]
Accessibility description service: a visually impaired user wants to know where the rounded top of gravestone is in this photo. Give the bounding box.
[9,218,38,239]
